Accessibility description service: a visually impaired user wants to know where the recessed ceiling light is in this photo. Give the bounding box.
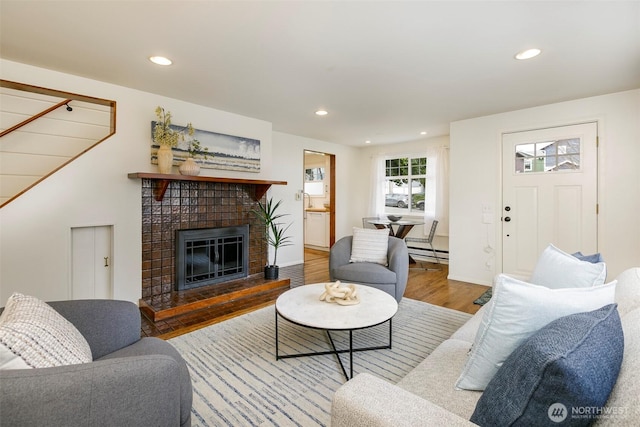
[149,56,172,66]
[420,131,427,135]
[315,110,328,116]
[515,48,541,60]
[365,140,371,144]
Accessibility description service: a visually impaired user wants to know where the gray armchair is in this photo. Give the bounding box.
[329,235,409,302]
[0,299,192,427]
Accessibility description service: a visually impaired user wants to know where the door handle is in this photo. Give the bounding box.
[504,217,511,222]
[104,257,109,267]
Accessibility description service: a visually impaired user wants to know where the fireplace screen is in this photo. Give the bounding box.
[175,225,249,291]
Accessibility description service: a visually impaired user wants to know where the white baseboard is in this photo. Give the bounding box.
[447,274,493,287]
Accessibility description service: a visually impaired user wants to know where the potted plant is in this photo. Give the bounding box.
[179,128,210,176]
[253,197,293,279]
[152,106,193,174]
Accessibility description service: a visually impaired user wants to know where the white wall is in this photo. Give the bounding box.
[450,89,640,285]
[0,59,274,303]
[3,59,636,303]
[0,59,359,304]
[270,131,361,265]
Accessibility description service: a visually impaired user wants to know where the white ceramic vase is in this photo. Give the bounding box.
[157,145,174,174]
[179,157,201,176]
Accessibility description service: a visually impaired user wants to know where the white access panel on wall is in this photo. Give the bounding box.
[71,225,113,299]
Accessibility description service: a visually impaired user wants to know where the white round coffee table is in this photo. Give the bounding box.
[275,282,398,380]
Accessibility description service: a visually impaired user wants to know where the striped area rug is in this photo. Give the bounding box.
[169,297,472,427]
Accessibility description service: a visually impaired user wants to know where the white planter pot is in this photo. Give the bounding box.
[157,145,174,174]
[179,157,201,176]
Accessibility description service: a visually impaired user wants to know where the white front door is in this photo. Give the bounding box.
[502,122,598,279]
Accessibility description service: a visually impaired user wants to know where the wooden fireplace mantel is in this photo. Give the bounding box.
[128,172,287,201]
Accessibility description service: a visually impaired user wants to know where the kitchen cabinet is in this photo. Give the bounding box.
[305,211,330,247]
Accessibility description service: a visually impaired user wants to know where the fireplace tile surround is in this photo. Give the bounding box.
[140,178,269,304]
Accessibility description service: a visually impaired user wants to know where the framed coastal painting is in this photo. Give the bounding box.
[150,122,261,173]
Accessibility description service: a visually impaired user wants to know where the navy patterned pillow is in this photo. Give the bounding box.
[470,304,623,427]
[572,251,604,264]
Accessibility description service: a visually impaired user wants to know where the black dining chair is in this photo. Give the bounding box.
[362,216,381,229]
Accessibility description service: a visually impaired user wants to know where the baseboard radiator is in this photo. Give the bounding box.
[406,246,449,264]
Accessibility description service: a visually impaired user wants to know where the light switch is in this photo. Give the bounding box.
[482,213,493,224]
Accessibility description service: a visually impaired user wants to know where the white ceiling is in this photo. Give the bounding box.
[1,1,639,146]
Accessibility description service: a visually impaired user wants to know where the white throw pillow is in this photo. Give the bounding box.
[455,274,616,391]
[530,244,606,288]
[0,344,30,369]
[349,227,389,265]
[0,293,92,369]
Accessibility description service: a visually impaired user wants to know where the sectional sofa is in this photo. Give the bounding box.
[332,267,640,426]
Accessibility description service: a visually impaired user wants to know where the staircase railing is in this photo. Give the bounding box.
[0,98,73,138]
[0,80,116,207]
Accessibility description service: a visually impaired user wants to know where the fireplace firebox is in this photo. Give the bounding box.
[175,225,249,291]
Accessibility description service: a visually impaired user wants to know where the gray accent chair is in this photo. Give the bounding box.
[0,299,192,427]
[330,235,409,302]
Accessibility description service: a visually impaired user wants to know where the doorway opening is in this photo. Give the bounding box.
[303,150,335,260]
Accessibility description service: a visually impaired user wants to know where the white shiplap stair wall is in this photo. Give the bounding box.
[0,87,112,206]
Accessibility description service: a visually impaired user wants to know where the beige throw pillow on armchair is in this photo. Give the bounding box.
[349,227,389,265]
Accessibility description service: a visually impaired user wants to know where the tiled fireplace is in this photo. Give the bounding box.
[140,178,268,303]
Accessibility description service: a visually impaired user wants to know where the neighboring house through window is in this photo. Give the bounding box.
[514,138,581,173]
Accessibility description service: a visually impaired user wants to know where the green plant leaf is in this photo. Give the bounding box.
[253,197,292,266]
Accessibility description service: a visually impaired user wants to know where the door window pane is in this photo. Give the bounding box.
[515,138,581,173]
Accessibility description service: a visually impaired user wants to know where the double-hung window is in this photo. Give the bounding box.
[384,156,427,215]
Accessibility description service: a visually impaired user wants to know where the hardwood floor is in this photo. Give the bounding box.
[406,262,489,314]
[145,249,489,339]
[303,248,488,314]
